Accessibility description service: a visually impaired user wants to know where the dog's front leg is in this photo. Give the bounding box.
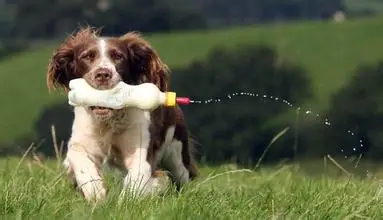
[65,140,107,202]
[117,121,157,198]
[122,147,153,196]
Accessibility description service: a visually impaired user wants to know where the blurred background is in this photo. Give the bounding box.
[1,0,383,173]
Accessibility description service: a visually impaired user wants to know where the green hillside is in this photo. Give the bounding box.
[1,15,383,145]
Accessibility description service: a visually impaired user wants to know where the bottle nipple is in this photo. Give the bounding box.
[176,97,191,105]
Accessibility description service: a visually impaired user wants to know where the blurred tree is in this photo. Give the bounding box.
[11,0,206,39]
[0,1,16,38]
[10,0,345,39]
[0,1,28,60]
[171,44,313,165]
[188,0,344,27]
[314,61,383,160]
[93,0,206,35]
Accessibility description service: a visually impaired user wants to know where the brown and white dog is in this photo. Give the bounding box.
[46,27,198,201]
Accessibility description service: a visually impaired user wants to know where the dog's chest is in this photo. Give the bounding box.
[106,108,149,133]
[109,110,133,133]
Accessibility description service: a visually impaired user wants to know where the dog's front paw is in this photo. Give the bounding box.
[119,176,167,202]
[79,179,107,202]
[121,171,152,198]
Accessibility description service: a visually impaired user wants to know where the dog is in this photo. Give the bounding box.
[46,27,198,201]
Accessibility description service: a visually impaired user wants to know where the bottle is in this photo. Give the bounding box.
[67,78,191,110]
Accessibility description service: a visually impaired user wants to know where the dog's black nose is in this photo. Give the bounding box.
[94,68,112,82]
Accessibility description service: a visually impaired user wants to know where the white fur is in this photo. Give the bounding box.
[156,126,190,186]
[67,150,107,201]
[113,110,153,197]
[155,126,175,165]
[63,106,157,201]
[162,140,190,185]
[99,39,108,61]
[64,107,110,201]
[98,38,111,69]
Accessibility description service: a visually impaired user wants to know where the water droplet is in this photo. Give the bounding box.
[188,90,364,158]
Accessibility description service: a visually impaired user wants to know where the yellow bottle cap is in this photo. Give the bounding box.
[165,92,176,106]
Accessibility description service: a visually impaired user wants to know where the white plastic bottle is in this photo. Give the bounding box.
[67,78,190,110]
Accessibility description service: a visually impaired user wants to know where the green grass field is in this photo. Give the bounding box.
[2,15,383,145]
[1,157,383,219]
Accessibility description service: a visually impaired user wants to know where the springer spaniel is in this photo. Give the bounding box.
[46,27,198,201]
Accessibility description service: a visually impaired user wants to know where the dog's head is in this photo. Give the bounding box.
[47,27,169,120]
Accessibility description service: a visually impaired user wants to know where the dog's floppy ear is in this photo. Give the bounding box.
[120,32,169,92]
[47,44,75,92]
[47,27,98,92]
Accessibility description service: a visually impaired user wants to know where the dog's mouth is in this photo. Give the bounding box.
[89,106,114,115]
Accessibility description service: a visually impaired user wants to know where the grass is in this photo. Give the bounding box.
[3,15,383,144]
[0,128,382,219]
[1,156,383,219]
[1,126,382,219]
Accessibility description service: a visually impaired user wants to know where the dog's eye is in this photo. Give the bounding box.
[80,52,95,61]
[111,51,124,61]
